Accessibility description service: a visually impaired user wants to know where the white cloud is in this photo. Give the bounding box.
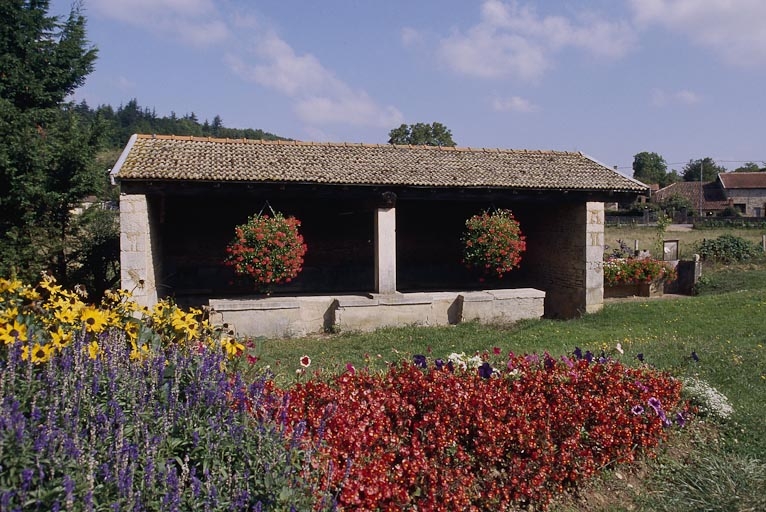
[439,0,635,80]
[226,34,403,128]
[630,0,766,67]
[90,0,228,45]
[491,95,539,112]
[650,88,702,107]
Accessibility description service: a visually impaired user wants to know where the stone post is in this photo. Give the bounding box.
[119,194,159,308]
[584,202,604,314]
[374,207,397,294]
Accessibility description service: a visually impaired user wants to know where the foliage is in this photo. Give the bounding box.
[605,239,635,259]
[0,331,330,510]
[270,350,685,511]
[76,98,287,150]
[461,209,526,279]
[388,122,456,146]
[633,151,669,186]
[654,212,672,258]
[694,234,763,263]
[682,157,726,182]
[657,193,693,215]
[603,258,677,286]
[732,161,764,173]
[224,212,307,292]
[0,1,104,285]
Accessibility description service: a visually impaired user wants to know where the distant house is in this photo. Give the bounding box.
[652,181,729,216]
[717,172,766,217]
[652,173,766,218]
[110,134,647,335]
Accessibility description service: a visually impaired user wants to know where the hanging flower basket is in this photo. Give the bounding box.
[224,211,307,293]
[461,209,526,279]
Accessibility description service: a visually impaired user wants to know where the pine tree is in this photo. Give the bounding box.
[0,1,99,282]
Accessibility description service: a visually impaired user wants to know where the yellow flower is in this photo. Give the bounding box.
[124,322,140,341]
[50,326,73,350]
[30,343,53,364]
[20,287,41,301]
[0,278,22,294]
[54,306,79,325]
[220,336,244,357]
[0,320,27,344]
[81,306,108,333]
[129,341,150,361]
[87,340,100,359]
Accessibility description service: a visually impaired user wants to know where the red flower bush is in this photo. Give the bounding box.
[265,352,685,511]
[224,212,307,292]
[462,209,526,279]
[603,258,678,286]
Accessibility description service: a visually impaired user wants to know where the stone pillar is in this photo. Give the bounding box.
[584,202,604,314]
[119,193,159,308]
[374,207,397,294]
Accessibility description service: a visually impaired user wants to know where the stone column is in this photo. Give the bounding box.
[119,193,159,308]
[374,207,397,294]
[584,202,604,314]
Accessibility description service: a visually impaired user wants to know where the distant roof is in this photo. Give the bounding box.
[111,134,647,193]
[718,172,766,189]
[652,181,729,211]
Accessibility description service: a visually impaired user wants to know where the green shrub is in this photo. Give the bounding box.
[694,234,763,263]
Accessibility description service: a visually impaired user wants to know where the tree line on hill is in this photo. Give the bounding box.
[73,98,286,151]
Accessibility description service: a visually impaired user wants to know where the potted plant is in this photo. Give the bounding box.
[461,209,526,280]
[224,211,307,293]
[603,257,677,298]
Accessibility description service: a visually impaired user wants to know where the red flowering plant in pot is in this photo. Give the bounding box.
[224,211,307,293]
[462,208,526,280]
[603,258,677,286]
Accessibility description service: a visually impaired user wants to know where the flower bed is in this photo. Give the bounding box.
[269,351,686,511]
[603,258,677,287]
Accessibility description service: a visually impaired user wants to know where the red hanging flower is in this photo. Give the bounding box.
[462,209,526,279]
[224,212,307,291]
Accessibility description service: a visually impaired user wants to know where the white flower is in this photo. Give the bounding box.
[616,343,624,354]
[681,377,734,420]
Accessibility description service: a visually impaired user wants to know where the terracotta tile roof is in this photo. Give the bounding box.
[718,172,766,189]
[652,181,729,211]
[112,134,647,192]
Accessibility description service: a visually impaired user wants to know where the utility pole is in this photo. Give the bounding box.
[699,158,705,216]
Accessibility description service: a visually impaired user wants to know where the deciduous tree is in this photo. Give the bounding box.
[682,157,726,182]
[388,122,456,146]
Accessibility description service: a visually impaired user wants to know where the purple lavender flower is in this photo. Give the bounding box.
[636,353,644,362]
[413,354,427,369]
[478,362,493,379]
[446,361,455,372]
[573,346,583,360]
[584,351,594,363]
[631,405,645,415]
[525,353,539,364]
[561,355,574,369]
[691,351,699,362]
[434,358,444,370]
[676,411,687,427]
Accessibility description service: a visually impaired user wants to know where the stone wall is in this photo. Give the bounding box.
[209,288,545,338]
[725,189,766,216]
[524,202,604,318]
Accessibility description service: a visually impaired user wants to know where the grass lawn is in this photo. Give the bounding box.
[255,263,766,510]
[605,225,765,259]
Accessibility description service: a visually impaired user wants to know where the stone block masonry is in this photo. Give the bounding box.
[209,288,545,338]
[119,194,160,307]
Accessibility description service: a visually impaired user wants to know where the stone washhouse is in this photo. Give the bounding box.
[111,135,648,337]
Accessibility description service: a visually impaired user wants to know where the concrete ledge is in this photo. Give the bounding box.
[209,288,545,338]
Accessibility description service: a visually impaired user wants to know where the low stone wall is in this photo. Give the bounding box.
[209,288,545,338]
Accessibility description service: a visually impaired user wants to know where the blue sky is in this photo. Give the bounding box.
[51,0,766,175]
